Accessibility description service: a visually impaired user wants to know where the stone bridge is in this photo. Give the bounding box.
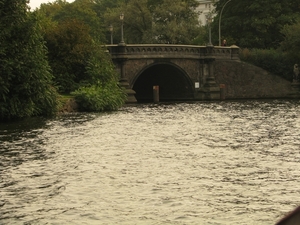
[106,44,292,103]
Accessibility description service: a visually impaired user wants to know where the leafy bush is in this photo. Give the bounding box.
[0,2,59,121]
[83,46,118,85]
[72,82,126,112]
[240,48,294,81]
[71,44,127,112]
[280,19,300,63]
[44,19,94,93]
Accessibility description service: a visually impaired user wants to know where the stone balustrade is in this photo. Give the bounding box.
[106,44,240,61]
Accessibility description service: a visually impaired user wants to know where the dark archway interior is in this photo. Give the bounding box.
[133,64,194,102]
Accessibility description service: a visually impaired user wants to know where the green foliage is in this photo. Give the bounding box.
[72,44,126,112]
[38,0,105,42]
[240,48,294,81]
[84,47,119,84]
[37,0,127,112]
[37,0,69,12]
[93,0,123,20]
[44,19,94,93]
[0,0,59,121]
[102,0,153,44]
[57,0,104,42]
[280,19,300,63]
[151,0,201,44]
[213,0,300,49]
[240,19,300,81]
[72,82,126,112]
[102,0,201,44]
[39,0,203,45]
[38,0,113,94]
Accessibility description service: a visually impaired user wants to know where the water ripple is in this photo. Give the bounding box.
[1,100,300,224]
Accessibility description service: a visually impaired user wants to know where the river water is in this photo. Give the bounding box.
[1,100,300,225]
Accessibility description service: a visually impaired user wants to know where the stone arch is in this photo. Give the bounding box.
[132,61,195,102]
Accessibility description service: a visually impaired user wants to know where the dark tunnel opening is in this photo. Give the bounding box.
[132,64,194,102]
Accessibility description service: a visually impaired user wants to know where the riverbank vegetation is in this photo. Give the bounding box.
[213,0,300,81]
[1,0,300,121]
[0,0,59,121]
[238,17,300,82]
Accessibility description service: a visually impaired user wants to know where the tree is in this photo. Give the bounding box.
[151,0,200,44]
[280,19,300,63]
[38,0,105,42]
[103,0,201,44]
[0,0,59,120]
[38,0,126,111]
[38,0,108,92]
[72,45,127,112]
[44,19,94,93]
[103,0,153,44]
[213,0,300,49]
[37,0,69,14]
[93,0,123,18]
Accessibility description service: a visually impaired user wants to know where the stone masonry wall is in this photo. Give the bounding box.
[214,60,292,99]
[124,58,202,86]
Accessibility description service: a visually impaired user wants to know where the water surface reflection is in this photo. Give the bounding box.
[1,100,300,225]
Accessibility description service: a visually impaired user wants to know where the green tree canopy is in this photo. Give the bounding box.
[0,0,58,120]
[38,0,105,42]
[44,19,94,93]
[38,0,203,45]
[213,0,300,49]
[151,0,200,44]
[37,0,109,93]
[103,0,153,44]
[37,0,126,111]
[102,0,201,44]
[280,18,300,63]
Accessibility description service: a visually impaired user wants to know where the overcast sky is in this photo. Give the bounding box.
[28,0,74,10]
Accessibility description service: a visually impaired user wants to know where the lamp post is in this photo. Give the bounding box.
[109,25,113,44]
[119,13,125,46]
[207,14,213,46]
[219,0,231,46]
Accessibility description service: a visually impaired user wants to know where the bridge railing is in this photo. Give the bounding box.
[106,44,239,60]
[213,45,240,60]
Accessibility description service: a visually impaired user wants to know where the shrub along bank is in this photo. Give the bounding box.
[239,48,294,82]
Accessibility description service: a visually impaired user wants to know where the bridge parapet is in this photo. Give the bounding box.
[106,44,239,60]
[125,44,205,58]
[213,45,240,60]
